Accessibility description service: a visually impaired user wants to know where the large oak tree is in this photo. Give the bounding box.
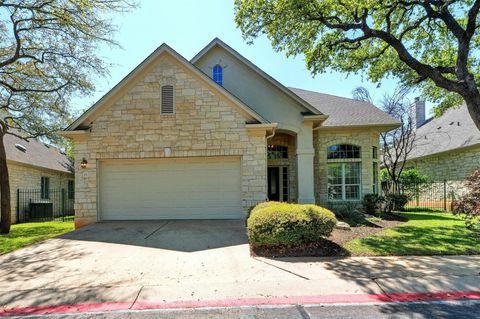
[0,0,134,234]
[235,0,480,130]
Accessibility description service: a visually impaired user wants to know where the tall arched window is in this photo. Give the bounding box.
[213,64,223,86]
[327,144,361,201]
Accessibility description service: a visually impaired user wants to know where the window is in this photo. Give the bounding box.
[372,146,378,159]
[213,64,223,86]
[161,85,175,114]
[282,167,288,202]
[41,177,50,199]
[68,180,75,200]
[327,162,361,200]
[327,144,360,159]
[372,162,378,194]
[267,145,288,159]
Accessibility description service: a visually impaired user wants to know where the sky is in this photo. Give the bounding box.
[77,0,433,116]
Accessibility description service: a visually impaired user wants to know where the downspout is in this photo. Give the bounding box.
[265,127,276,201]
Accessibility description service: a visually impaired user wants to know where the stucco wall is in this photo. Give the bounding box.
[313,129,380,204]
[74,54,267,228]
[5,161,74,223]
[407,145,480,181]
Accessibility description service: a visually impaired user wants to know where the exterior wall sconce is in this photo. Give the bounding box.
[80,158,88,169]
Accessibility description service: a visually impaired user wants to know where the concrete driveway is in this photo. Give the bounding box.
[0,221,479,310]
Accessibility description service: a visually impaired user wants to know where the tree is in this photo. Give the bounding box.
[235,0,480,130]
[353,86,416,194]
[452,169,480,229]
[0,1,134,234]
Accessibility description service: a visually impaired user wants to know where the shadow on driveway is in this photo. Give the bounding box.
[59,220,249,252]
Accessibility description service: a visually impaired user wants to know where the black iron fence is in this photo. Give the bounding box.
[382,180,460,211]
[17,189,74,222]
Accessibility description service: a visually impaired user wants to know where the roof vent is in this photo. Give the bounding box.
[15,144,27,153]
[449,121,454,125]
[437,126,442,130]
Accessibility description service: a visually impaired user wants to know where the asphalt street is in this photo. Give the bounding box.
[10,300,480,319]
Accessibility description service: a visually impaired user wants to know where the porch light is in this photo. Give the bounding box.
[80,158,88,169]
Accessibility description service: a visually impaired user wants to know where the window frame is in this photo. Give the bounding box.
[68,180,75,200]
[213,64,223,86]
[267,145,288,160]
[327,162,362,201]
[372,162,378,194]
[160,84,175,115]
[372,146,378,159]
[40,176,50,200]
[327,144,361,160]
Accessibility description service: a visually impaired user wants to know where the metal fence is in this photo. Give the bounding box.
[382,180,459,211]
[17,189,74,222]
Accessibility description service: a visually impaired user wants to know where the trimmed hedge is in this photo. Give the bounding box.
[247,202,338,247]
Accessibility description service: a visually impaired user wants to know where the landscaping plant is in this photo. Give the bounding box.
[247,202,337,247]
[362,194,385,216]
[452,169,480,230]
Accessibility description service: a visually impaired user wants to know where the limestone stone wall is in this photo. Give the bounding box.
[313,129,380,205]
[407,145,480,181]
[73,54,267,228]
[267,133,297,202]
[5,161,74,223]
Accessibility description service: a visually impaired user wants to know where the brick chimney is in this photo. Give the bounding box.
[412,97,426,129]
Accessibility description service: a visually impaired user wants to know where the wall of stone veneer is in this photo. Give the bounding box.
[73,54,268,228]
[6,161,74,223]
[313,129,380,205]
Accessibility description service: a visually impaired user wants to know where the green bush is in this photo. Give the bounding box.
[363,194,385,215]
[384,194,409,212]
[325,202,366,226]
[247,202,337,246]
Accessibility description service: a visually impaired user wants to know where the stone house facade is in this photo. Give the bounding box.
[63,38,399,228]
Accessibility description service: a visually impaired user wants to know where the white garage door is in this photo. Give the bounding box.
[99,157,242,220]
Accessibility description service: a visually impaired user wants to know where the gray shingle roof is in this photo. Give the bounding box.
[5,131,73,174]
[408,104,480,160]
[289,87,400,127]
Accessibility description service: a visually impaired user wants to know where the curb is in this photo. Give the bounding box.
[1,291,479,316]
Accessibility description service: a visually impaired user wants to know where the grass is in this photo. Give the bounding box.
[0,221,74,255]
[343,211,480,256]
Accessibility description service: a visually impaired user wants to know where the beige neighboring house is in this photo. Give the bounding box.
[62,38,399,229]
[4,131,74,223]
[406,99,480,181]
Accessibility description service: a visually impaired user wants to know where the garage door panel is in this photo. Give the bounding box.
[99,157,242,220]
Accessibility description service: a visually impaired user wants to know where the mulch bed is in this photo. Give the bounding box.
[251,214,406,258]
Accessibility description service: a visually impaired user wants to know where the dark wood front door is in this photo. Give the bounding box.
[267,167,280,201]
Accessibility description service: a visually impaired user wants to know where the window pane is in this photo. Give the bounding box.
[345,185,360,200]
[327,163,342,185]
[344,162,361,184]
[328,185,342,200]
[372,146,378,159]
[267,145,288,159]
[327,144,360,159]
[373,162,378,194]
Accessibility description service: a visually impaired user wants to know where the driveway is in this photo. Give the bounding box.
[0,221,478,309]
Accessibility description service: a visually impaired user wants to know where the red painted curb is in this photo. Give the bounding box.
[1,291,479,316]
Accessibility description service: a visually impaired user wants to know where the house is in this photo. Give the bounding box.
[406,99,480,181]
[62,38,399,228]
[4,131,74,223]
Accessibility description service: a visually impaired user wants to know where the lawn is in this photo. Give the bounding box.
[0,221,74,255]
[343,211,480,256]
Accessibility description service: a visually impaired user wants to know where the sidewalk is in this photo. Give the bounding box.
[1,254,479,316]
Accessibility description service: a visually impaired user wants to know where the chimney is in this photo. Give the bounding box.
[412,97,426,129]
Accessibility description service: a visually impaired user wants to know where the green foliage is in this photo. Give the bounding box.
[452,169,480,229]
[247,202,337,246]
[363,194,385,215]
[399,169,428,186]
[234,0,479,116]
[385,194,409,212]
[325,202,366,226]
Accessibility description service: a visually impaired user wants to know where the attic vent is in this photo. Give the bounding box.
[161,85,175,114]
[15,144,27,153]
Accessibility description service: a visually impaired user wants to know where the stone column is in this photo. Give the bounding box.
[296,123,315,203]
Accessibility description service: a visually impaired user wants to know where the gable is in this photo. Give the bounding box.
[65,44,266,131]
[191,40,322,130]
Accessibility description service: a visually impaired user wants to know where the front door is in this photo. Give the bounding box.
[267,167,280,201]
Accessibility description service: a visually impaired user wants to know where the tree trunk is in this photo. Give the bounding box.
[0,132,11,234]
[464,96,480,132]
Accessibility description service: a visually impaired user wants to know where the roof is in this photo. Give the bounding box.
[289,87,401,128]
[191,38,323,116]
[5,131,73,174]
[408,104,480,160]
[66,43,267,131]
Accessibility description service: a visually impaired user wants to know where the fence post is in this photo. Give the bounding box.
[61,189,65,222]
[16,189,19,223]
[443,180,447,211]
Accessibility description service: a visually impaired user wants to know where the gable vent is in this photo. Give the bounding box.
[15,143,27,153]
[161,85,175,114]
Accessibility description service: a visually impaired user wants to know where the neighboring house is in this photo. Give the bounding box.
[3,131,74,223]
[405,99,480,181]
[62,38,399,228]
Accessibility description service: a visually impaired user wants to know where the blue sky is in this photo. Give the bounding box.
[79,0,433,116]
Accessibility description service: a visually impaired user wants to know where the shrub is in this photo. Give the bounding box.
[325,202,366,226]
[452,169,480,229]
[362,194,385,215]
[384,194,408,212]
[247,202,337,247]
